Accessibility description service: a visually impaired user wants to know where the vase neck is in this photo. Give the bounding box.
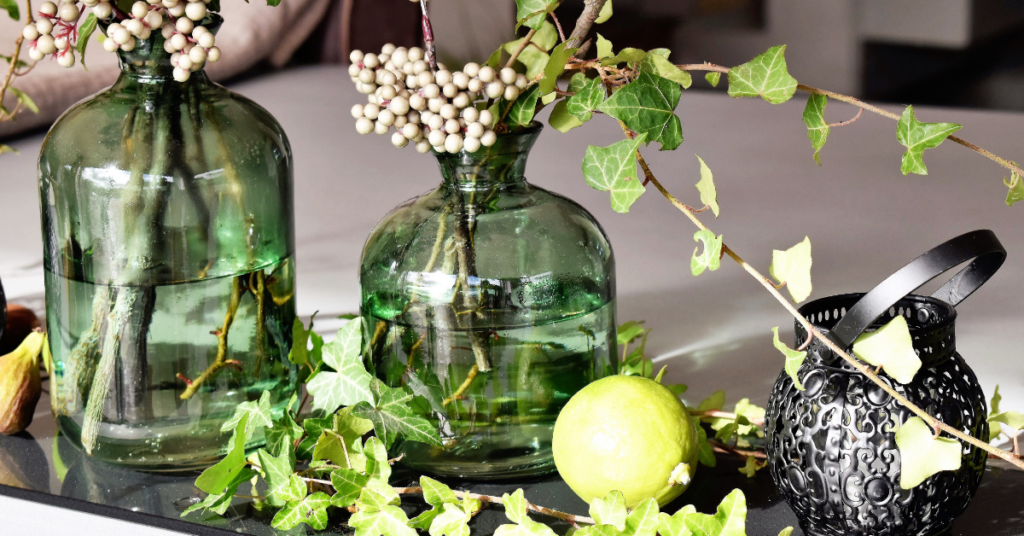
[436,125,542,191]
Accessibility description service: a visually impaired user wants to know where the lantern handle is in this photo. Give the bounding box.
[828,229,1006,348]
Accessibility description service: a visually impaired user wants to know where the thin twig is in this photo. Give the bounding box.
[442,364,478,406]
[709,440,767,460]
[689,409,765,427]
[550,11,566,42]
[506,28,537,69]
[828,107,863,128]
[0,0,35,122]
[392,487,595,525]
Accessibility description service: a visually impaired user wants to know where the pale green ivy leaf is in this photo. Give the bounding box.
[691,230,723,276]
[705,72,720,87]
[852,315,922,384]
[353,379,443,449]
[272,492,331,530]
[896,105,962,175]
[697,390,726,412]
[683,489,746,536]
[617,321,646,346]
[8,87,38,114]
[778,528,794,536]
[540,42,578,97]
[363,436,391,483]
[330,468,370,508]
[989,385,1004,441]
[566,73,605,121]
[602,48,647,67]
[350,504,418,536]
[770,236,813,303]
[597,71,682,151]
[222,390,273,444]
[695,155,719,217]
[695,425,716,467]
[515,0,559,30]
[196,414,256,495]
[640,53,692,89]
[802,94,828,165]
[895,417,962,489]
[308,318,375,413]
[596,0,613,23]
[772,327,806,391]
[738,456,766,478]
[624,498,660,536]
[257,447,296,507]
[429,503,472,536]
[550,100,585,132]
[991,411,1024,432]
[597,34,614,60]
[581,134,648,213]
[657,505,696,536]
[1004,169,1024,207]
[727,45,798,104]
[589,490,627,531]
[422,476,460,506]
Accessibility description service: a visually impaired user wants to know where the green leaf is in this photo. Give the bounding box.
[275,474,309,504]
[507,84,542,129]
[0,144,18,155]
[598,72,682,151]
[895,417,962,489]
[515,0,559,30]
[727,45,798,104]
[991,411,1024,432]
[596,0,613,23]
[0,0,18,20]
[541,42,578,97]
[590,491,627,531]
[566,73,605,121]
[691,230,723,276]
[657,505,696,536]
[1005,170,1024,207]
[485,47,504,69]
[896,105,962,175]
[364,436,391,482]
[494,490,558,536]
[430,503,472,536]
[308,318,374,413]
[989,385,1004,441]
[350,489,419,536]
[550,100,585,132]
[694,155,719,217]
[288,317,311,366]
[221,390,273,443]
[353,379,443,448]
[296,414,333,460]
[196,413,256,495]
[852,315,922,384]
[640,53,692,89]
[802,94,828,165]
[738,456,766,478]
[624,498,660,536]
[313,430,354,468]
[504,39,550,79]
[695,425,716,467]
[705,72,720,87]
[180,489,235,517]
[330,468,370,508]
[266,410,303,458]
[597,34,614,60]
[581,134,648,213]
[770,236,813,303]
[733,398,765,436]
[77,14,98,70]
[697,390,725,412]
[8,87,38,114]
[258,447,297,507]
[683,489,746,536]
[0,54,26,67]
[772,327,806,391]
[272,491,331,530]
[778,528,794,536]
[602,48,647,67]
[422,476,459,506]
[617,321,646,346]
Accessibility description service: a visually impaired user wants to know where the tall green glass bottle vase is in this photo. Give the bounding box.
[38,24,297,469]
[360,124,616,479]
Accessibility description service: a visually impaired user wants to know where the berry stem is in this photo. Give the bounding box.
[0,0,35,122]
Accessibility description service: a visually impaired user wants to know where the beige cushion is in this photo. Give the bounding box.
[0,0,330,138]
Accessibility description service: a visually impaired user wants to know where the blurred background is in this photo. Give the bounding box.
[7,0,1024,139]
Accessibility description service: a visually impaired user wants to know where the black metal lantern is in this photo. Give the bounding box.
[765,230,1006,536]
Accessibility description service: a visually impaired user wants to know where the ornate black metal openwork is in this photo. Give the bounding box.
[765,230,1006,536]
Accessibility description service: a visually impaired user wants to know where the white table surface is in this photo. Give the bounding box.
[2,63,1024,484]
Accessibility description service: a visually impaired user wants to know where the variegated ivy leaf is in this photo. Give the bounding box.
[602,48,647,67]
[990,411,1024,434]
[275,474,309,504]
[566,73,606,122]
[657,505,696,536]
[695,425,716,468]
[582,134,648,213]
[353,379,443,448]
[683,489,747,536]
[597,34,614,60]
[350,490,418,536]
[738,456,766,478]
[695,155,719,217]
[494,489,557,536]
[596,0,613,23]
[422,476,460,506]
[590,490,627,531]
[507,84,542,129]
[1005,168,1024,207]
[772,327,806,391]
[271,491,331,531]
[802,94,828,165]
[221,390,273,442]
[733,398,765,437]
[624,498,660,536]
[639,52,692,89]
[364,436,391,482]
[180,488,235,517]
[430,503,472,536]
[705,72,721,88]
[598,71,682,151]
[727,45,797,104]
[988,385,1004,441]
[896,105,962,175]
[895,417,962,489]
[330,468,370,508]
[357,487,397,510]
[852,315,922,384]
[540,42,578,97]
[691,230,723,276]
[307,318,374,413]
[258,447,296,507]
[265,404,303,458]
[770,237,813,303]
[515,0,558,29]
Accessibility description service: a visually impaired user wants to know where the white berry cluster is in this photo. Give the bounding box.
[22,0,219,81]
[348,43,528,154]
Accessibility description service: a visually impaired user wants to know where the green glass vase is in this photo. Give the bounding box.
[37,27,297,469]
[360,124,616,479]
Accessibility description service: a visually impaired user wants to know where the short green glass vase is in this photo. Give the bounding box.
[360,124,616,479]
[38,28,297,469]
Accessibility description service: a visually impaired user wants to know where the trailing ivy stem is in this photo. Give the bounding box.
[391,487,596,525]
[689,409,765,427]
[708,440,767,460]
[180,276,243,399]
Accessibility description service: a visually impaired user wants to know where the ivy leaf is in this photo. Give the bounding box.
[683,489,746,536]
[989,385,1004,441]
[581,134,648,213]
[738,456,766,478]
[602,48,647,67]
[289,317,312,366]
[697,390,725,412]
[990,411,1024,434]
[1004,167,1024,207]
[895,417,962,489]
[485,47,504,69]
[180,488,235,517]
[657,505,696,536]
[705,72,720,87]
[364,436,391,482]
[8,87,38,114]
[0,144,18,155]
[624,498,660,536]
[596,0,613,23]
[550,100,585,133]
[695,425,716,467]
[266,409,303,458]
[507,84,542,129]
[772,327,806,391]
[275,474,309,504]
[296,414,334,460]
[422,476,459,506]
[852,315,922,384]
[598,71,682,151]
[590,490,627,531]
[597,34,614,60]
[778,528,794,536]
[221,390,273,444]
[430,503,472,536]
[694,155,719,217]
[566,73,605,121]
[331,468,371,508]
[0,0,19,20]
[77,14,98,70]
[308,318,374,413]
[494,490,558,536]
[313,430,355,468]
[515,0,559,30]
[353,379,443,448]
[617,321,646,346]
[896,105,962,175]
[691,230,723,276]
[196,414,255,495]
[802,94,828,165]
[770,237,813,303]
[350,490,418,536]
[640,53,692,89]
[541,42,578,97]
[258,447,297,507]
[727,45,797,104]
[733,399,765,437]
[271,491,331,531]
